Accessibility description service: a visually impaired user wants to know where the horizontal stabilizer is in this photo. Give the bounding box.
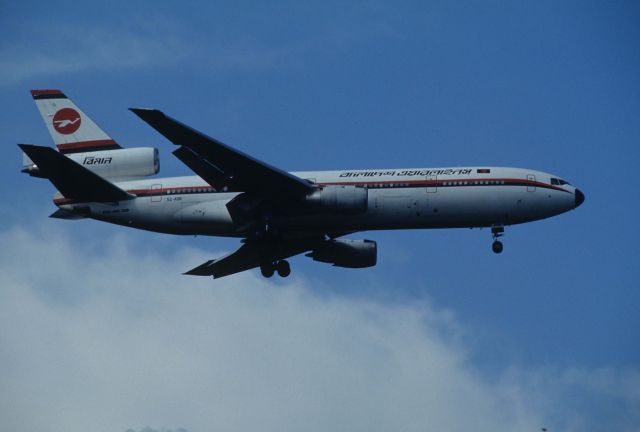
[21,150,45,177]
[18,144,134,202]
[49,209,88,220]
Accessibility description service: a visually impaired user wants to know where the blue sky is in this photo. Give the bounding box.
[1,2,639,431]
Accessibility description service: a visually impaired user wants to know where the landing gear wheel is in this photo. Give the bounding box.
[490,225,505,254]
[276,260,291,277]
[260,263,275,278]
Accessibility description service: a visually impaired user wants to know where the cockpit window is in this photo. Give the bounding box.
[550,178,571,186]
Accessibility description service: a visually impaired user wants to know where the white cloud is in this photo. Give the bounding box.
[0,22,293,87]
[0,23,190,85]
[0,12,405,86]
[0,226,637,432]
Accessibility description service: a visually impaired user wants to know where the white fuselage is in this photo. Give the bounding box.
[54,166,579,237]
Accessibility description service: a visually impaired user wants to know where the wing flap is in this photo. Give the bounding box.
[172,145,226,190]
[184,237,322,279]
[184,244,260,278]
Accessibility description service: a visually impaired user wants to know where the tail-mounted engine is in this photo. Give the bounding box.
[304,185,368,214]
[23,147,159,179]
[306,239,377,268]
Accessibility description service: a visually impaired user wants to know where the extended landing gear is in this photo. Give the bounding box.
[276,260,291,277]
[260,264,275,278]
[260,260,291,278]
[491,225,504,254]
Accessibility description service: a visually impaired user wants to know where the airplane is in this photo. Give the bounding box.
[20,89,585,279]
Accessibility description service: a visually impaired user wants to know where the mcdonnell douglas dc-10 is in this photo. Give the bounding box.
[20,90,585,279]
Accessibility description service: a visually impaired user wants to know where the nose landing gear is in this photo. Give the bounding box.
[491,225,504,254]
[260,260,291,278]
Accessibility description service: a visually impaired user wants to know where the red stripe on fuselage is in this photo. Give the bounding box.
[52,177,570,206]
[56,140,121,153]
[318,178,570,192]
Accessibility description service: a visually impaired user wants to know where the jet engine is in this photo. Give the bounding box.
[23,147,159,179]
[304,185,368,214]
[306,239,377,268]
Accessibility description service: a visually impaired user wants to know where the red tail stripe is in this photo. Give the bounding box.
[31,89,64,97]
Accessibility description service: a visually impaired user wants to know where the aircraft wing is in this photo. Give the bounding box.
[184,237,322,278]
[130,108,314,197]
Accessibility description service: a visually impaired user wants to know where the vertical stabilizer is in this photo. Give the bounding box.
[30,89,122,154]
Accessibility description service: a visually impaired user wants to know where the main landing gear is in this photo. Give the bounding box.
[260,260,291,278]
[491,225,504,254]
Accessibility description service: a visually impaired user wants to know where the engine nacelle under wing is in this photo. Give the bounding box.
[306,239,377,268]
[304,185,368,214]
[23,147,159,179]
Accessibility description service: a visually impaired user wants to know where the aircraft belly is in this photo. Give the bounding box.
[77,185,570,237]
[425,187,539,226]
[426,186,568,226]
[274,186,560,232]
[174,199,235,230]
[88,196,237,235]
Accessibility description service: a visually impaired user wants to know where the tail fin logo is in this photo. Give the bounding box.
[52,108,81,134]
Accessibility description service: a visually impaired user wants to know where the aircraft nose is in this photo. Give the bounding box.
[575,189,585,208]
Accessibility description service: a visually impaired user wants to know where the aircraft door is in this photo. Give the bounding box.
[426,175,437,193]
[526,175,536,192]
[150,184,163,202]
